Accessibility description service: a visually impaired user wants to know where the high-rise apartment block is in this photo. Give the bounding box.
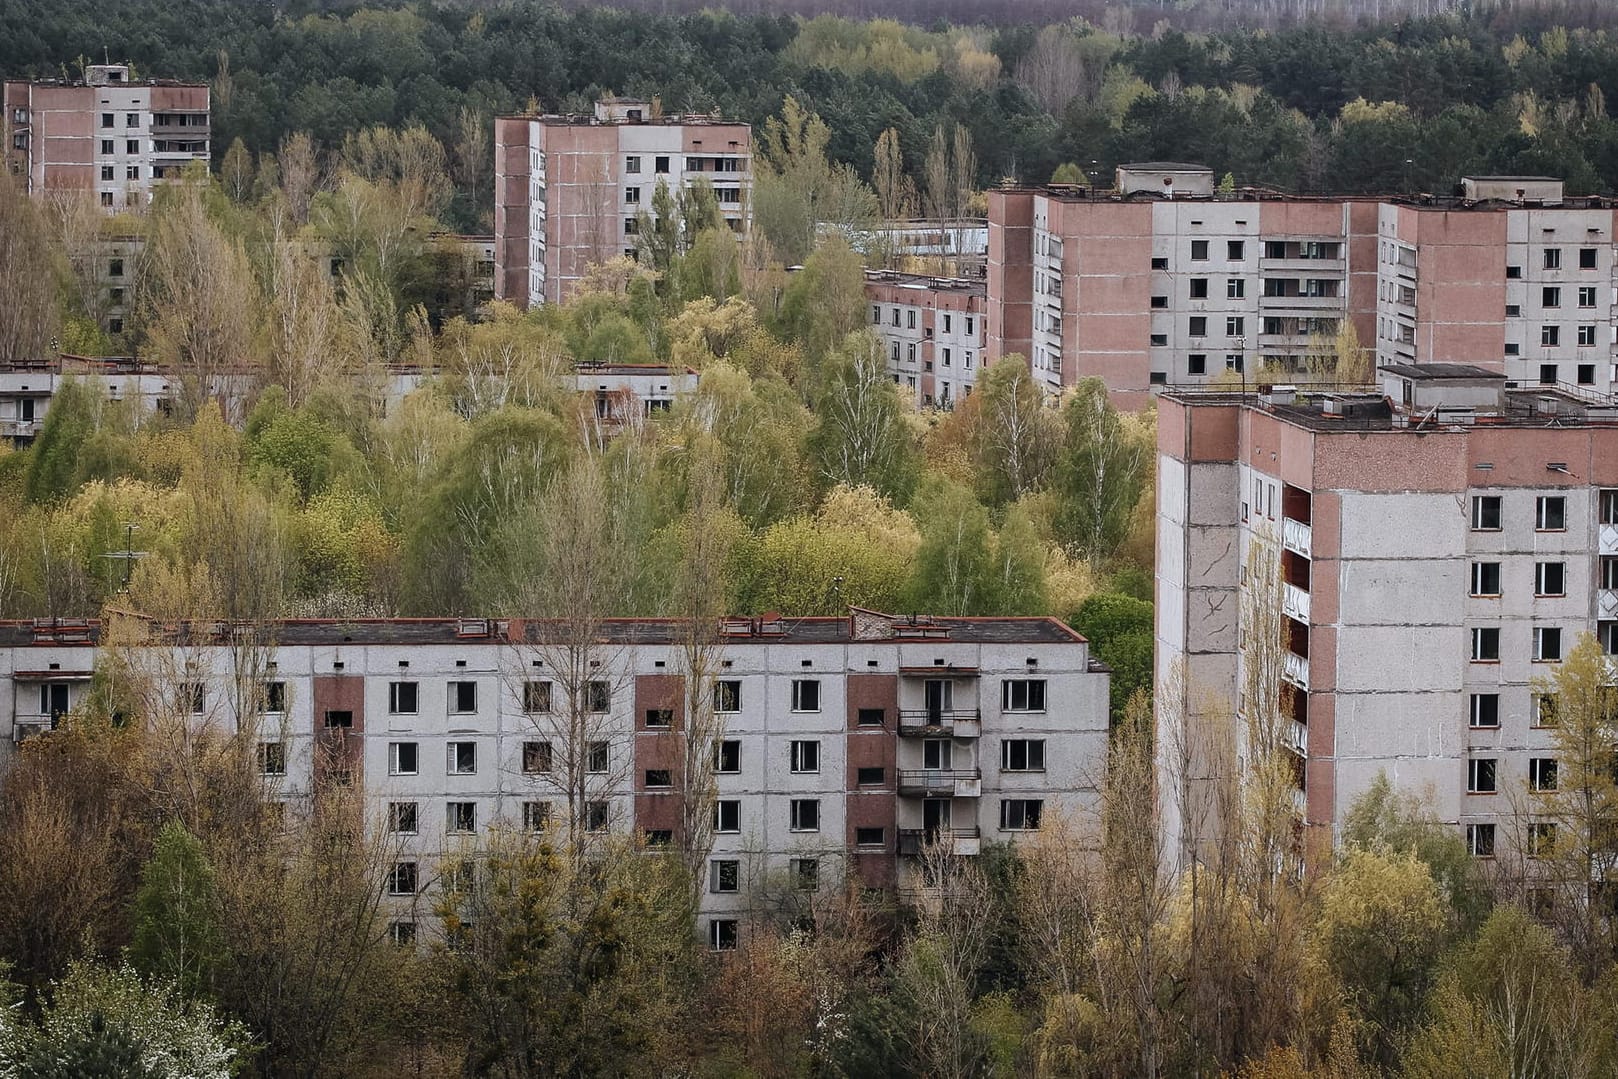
[1155,367,1618,862]
[494,99,751,309]
[2,609,1108,946]
[3,63,209,211]
[988,166,1618,407]
[864,270,987,408]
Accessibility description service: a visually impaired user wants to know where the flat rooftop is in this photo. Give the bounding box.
[1162,384,1618,431]
[1,613,1087,649]
[864,270,986,296]
[1379,362,1503,380]
[996,185,1608,210]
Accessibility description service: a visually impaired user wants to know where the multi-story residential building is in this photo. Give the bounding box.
[0,356,699,445]
[1,608,1109,947]
[494,98,751,309]
[3,63,209,212]
[864,270,987,408]
[988,166,1618,408]
[1155,365,1618,865]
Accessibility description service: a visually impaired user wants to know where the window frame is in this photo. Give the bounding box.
[789,798,821,832]
[1001,738,1047,772]
[999,798,1044,831]
[388,801,418,834]
[1468,693,1499,729]
[1002,679,1048,713]
[1467,758,1497,794]
[389,741,419,776]
[389,681,419,715]
[789,739,820,774]
[447,741,477,776]
[791,679,821,713]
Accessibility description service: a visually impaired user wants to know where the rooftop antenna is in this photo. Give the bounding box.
[101,522,148,591]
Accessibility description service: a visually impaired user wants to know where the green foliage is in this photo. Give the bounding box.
[128,820,224,999]
[1052,379,1146,564]
[1070,591,1153,718]
[1341,773,1490,930]
[23,380,99,504]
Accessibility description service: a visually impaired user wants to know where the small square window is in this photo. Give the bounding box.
[1189,278,1208,298]
[1536,561,1565,596]
[1543,286,1561,308]
[714,740,740,773]
[522,681,552,713]
[1466,823,1495,857]
[1536,496,1566,531]
[1530,758,1558,792]
[625,155,640,173]
[586,741,609,774]
[1467,693,1498,729]
[790,740,820,773]
[1470,496,1500,531]
[1227,240,1245,260]
[181,683,205,715]
[1541,326,1560,348]
[1580,247,1598,269]
[1189,316,1207,337]
[447,742,477,775]
[856,707,885,727]
[125,112,139,128]
[586,681,610,713]
[1151,257,1168,270]
[1579,286,1597,308]
[1467,758,1497,794]
[654,155,670,174]
[709,918,738,951]
[855,826,886,847]
[1533,626,1563,662]
[447,801,477,834]
[522,801,550,832]
[1544,248,1562,270]
[1578,325,1597,347]
[584,801,609,833]
[1578,364,1596,385]
[714,680,742,713]
[1190,240,1209,261]
[257,741,287,775]
[709,859,740,893]
[388,802,418,834]
[1528,822,1556,858]
[792,680,821,712]
[856,766,885,785]
[389,742,418,776]
[714,799,740,832]
[1471,627,1500,662]
[1534,694,1559,727]
[1226,278,1245,299]
[1469,561,1501,597]
[789,799,820,832]
[1188,354,1207,376]
[522,741,552,773]
[449,681,477,714]
[390,681,419,715]
[386,862,418,895]
[791,857,819,891]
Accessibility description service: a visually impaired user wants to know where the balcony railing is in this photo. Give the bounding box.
[897,768,982,797]
[1282,517,1312,557]
[897,826,982,856]
[1283,582,1311,623]
[1602,524,1618,557]
[0,418,40,439]
[898,709,981,736]
[1282,652,1309,690]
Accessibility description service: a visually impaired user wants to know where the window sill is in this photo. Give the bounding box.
[1467,724,1500,731]
[1465,790,1497,796]
[1534,593,1566,599]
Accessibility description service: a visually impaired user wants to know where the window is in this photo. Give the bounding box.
[1466,823,1495,857]
[1528,822,1557,858]
[1468,693,1499,729]
[388,802,417,833]
[101,113,114,128]
[125,165,139,181]
[1605,490,1618,525]
[790,799,820,832]
[943,314,952,333]
[714,740,740,773]
[1471,627,1500,661]
[389,742,419,776]
[100,139,114,154]
[1541,326,1560,347]
[324,710,353,728]
[624,186,640,204]
[1189,316,1207,337]
[262,681,286,713]
[1534,694,1559,727]
[1506,343,1520,356]
[1579,364,1596,385]
[1188,354,1207,376]
[522,741,552,774]
[447,742,476,775]
[1580,286,1598,308]
[586,681,610,713]
[644,707,672,728]
[390,921,417,946]
[1226,316,1245,336]
[855,826,886,847]
[792,858,819,891]
[872,305,881,324]
[1002,679,1047,712]
[1580,247,1598,269]
[709,919,738,951]
[965,317,974,336]
[1191,240,1209,261]
[1001,739,1046,771]
[1543,286,1561,308]
[644,829,671,846]
[856,766,885,785]
[906,310,916,330]
[181,683,205,714]
[1539,363,1557,383]
[100,192,113,207]
[623,217,638,236]
[1226,278,1245,299]
[1228,241,1245,260]
[1536,562,1565,596]
[386,862,418,895]
[1530,758,1558,792]
[625,155,640,173]
[586,741,609,774]
[1151,295,1168,309]
[1507,265,1522,279]
[101,165,114,181]
[1506,304,1521,317]
[584,801,609,832]
[522,801,550,832]
[792,680,821,712]
[714,680,741,713]
[258,742,287,775]
[125,112,138,127]
[1579,325,1597,347]
[654,155,670,174]
[1150,334,1168,347]
[1469,562,1501,596]
[714,800,740,832]
[790,740,820,773]
[389,682,418,714]
[126,139,138,154]
[1152,257,1169,270]
[644,768,671,788]
[1536,496,1565,531]
[1533,626,1563,662]
[1467,758,1497,794]
[709,859,740,893]
[1544,248,1562,269]
[449,681,476,714]
[857,707,885,727]
[1189,278,1209,299]
[447,802,476,833]
[1000,799,1044,831]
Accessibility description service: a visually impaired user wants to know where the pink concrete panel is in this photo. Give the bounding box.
[1186,401,1240,461]
[1259,201,1344,235]
[1466,429,1618,487]
[149,85,208,110]
[1157,397,1187,458]
[1314,432,1469,492]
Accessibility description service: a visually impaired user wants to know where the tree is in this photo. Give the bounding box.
[1525,632,1618,979]
[134,180,259,422]
[973,358,1059,506]
[752,96,877,263]
[220,137,254,203]
[896,842,997,1079]
[277,132,321,226]
[908,476,994,616]
[775,236,868,362]
[0,961,246,1079]
[0,172,59,366]
[1053,379,1147,564]
[872,127,917,269]
[807,332,919,502]
[1071,591,1154,718]
[128,819,223,999]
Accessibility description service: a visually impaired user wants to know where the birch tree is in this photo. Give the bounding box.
[0,171,60,364]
